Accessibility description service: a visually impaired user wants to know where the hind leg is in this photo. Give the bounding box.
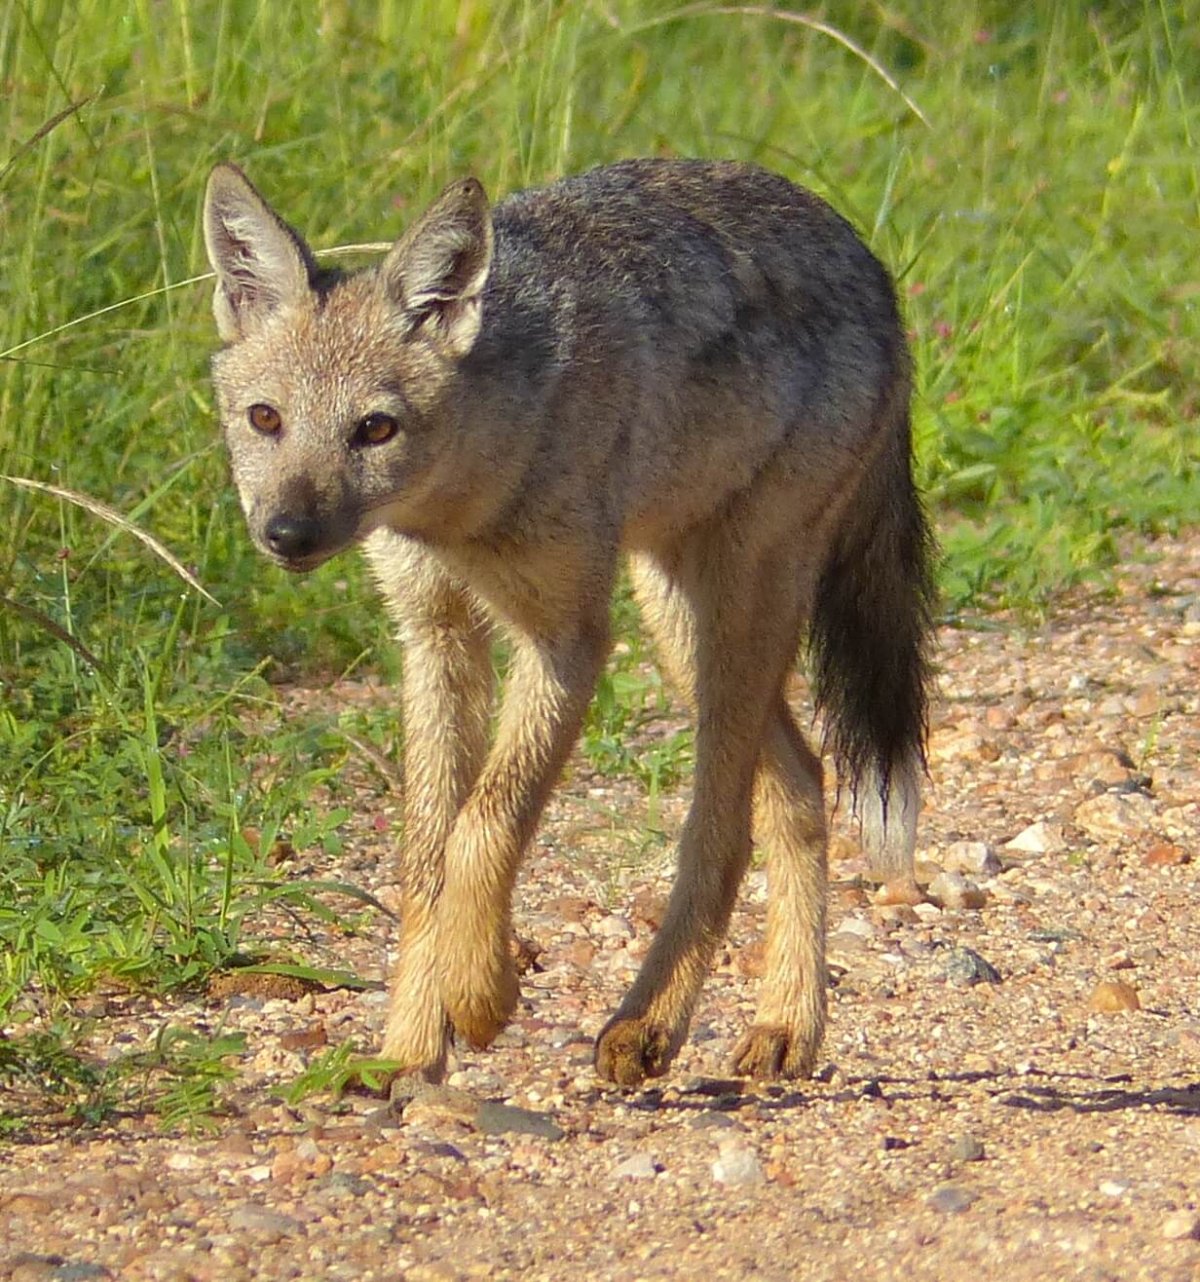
[732,700,828,1078]
[594,542,806,1086]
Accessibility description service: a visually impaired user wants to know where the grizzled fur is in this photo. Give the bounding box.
[203,158,935,1086]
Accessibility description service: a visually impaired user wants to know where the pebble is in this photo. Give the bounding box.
[828,928,871,956]
[593,914,634,940]
[1074,792,1156,842]
[612,1152,659,1180]
[475,1102,565,1141]
[1145,842,1189,867]
[927,870,989,910]
[688,1109,746,1132]
[1005,821,1063,854]
[949,1133,986,1162]
[1162,1211,1200,1241]
[392,1081,478,1129]
[711,1139,765,1186]
[227,1203,303,1241]
[165,1151,207,1172]
[926,1182,976,1213]
[942,841,1002,878]
[9,1261,116,1282]
[0,1193,54,1217]
[943,947,1002,986]
[1088,980,1141,1013]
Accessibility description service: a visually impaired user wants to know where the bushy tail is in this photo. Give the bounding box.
[809,393,936,878]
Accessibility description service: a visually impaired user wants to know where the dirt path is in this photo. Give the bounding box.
[2,533,1198,1282]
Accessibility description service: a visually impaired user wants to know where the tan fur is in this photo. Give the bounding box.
[203,158,933,1086]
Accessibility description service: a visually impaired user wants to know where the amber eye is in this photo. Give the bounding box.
[248,403,282,435]
[355,413,399,446]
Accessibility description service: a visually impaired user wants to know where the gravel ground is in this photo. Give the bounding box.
[2,532,1199,1282]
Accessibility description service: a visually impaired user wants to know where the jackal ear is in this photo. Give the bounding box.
[381,177,493,357]
[203,163,317,342]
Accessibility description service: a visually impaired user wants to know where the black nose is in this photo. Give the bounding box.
[263,513,321,560]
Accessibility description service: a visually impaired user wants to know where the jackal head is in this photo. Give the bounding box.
[203,163,494,571]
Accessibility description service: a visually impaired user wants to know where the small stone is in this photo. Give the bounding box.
[392,1080,478,1127]
[324,1172,375,1198]
[219,1130,256,1159]
[688,1109,746,1132]
[7,1259,56,1282]
[872,879,925,907]
[1074,792,1156,842]
[165,1151,207,1172]
[562,938,596,968]
[927,870,989,911]
[0,1193,54,1218]
[1099,1179,1131,1198]
[929,726,998,764]
[1005,821,1063,854]
[682,1077,746,1099]
[10,1262,115,1282]
[942,841,1002,878]
[943,947,1001,986]
[593,914,634,940]
[926,1182,976,1213]
[1145,842,1189,867]
[712,1139,765,1186]
[227,1204,303,1241]
[475,1101,565,1141]
[873,903,920,926]
[949,1133,986,1162]
[1162,1211,1200,1241]
[828,928,871,956]
[612,1152,659,1180]
[278,1022,328,1052]
[629,887,668,928]
[1088,980,1140,1013]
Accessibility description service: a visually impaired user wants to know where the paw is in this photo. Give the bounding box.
[594,1016,677,1087]
[442,955,520,1050]
[380,1019,451,1085]
[384,944,452,1082]
[730,1023,817,1080]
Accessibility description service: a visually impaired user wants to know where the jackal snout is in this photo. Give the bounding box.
[262,511,322,566]
[243,471,360,572]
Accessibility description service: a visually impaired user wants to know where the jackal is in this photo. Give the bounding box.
[203,157,935,1087]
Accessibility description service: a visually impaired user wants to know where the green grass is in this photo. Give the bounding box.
[0,0,1196,1120]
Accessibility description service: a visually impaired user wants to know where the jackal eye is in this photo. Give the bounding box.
[354,412,399,447]
[248,403,282,436]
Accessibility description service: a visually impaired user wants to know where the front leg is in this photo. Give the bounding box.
[368,537,494,1081]
[437,614,610,1049]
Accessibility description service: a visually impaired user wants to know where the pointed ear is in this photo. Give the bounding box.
[380,177,493,357]
[203,162,317,341]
